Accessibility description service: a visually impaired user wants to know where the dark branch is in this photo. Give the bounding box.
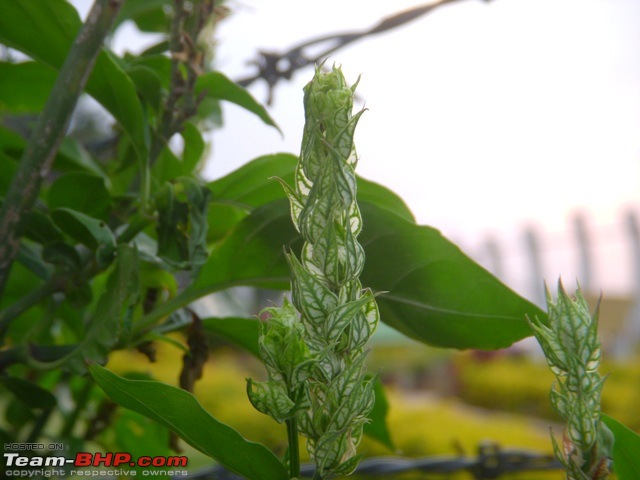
[0,0,124,295]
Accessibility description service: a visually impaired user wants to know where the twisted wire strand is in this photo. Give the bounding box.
[178,445,562,480]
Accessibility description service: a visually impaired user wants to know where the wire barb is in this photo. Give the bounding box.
[179,444,562,480]
[236,0,488,103]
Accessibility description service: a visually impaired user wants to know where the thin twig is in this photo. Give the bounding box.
[0,0,124,295]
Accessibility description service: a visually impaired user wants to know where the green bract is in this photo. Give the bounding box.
[529,281,613,480]
[247,65,378,479]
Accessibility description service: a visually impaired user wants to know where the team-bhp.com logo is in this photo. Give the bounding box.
[4,451,189,477]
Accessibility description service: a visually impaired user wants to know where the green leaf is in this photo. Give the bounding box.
[16,242,53,280]
[126,64,163,111]
[206,202,249,244]
[208,154,298,209]
[0,377,57,410]
[0,0,147,158]
[48,173,111,220]
[246,379,295,423]
[56,137,106,177]
[114,0,171,33]
[51,208,116,266]
[24,210,64,245]
[202,317,261,358]
[204,153,415,251]
[195,72,281,133]
[602,414,640,480]
[208,153,414,222]
[358,202,545,349]
[89,363,288,480]
[31,244,140,373]
[114,410,171,464]
[151,124,205,182]
[358,177,414,223]
[192,200,297,293]
[363,376,395,451]
[42,242,82,271]
[0,61,56,113]
[152,146,184,185]
[181,122,205,172]
[194,200,543,349]
[155,178,210,271]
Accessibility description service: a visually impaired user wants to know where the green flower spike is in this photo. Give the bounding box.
[528,280,614,480]
[247,65,379,480]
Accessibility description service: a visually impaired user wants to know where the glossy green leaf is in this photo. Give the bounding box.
[127,54,171,89]
[193,200,296,293]
[114,0,171,33]
[52,208,116,265]
[114,410,172,465]
[48,173,111,220]
[24,210,64,245]
[0,377,57,410]
[359,202,545,349]
[208,154,298,209]
[208,153,414,222]
[16,242,53,280]
[363,377,395,451]
[358,177,414,222]
[206,202,248,244]
[602,414,640,480]
[152,146,184,185]
[0,0,147,158]
[192,200,543,349]
[42,242,82,271]
[89,363,288,480]
[195,72,281,133]
[0,61,56,113]
[31,244,140,373]
[56,137,106,177]
[126,64,163,111]
[182,122,206,172]
[155,178,210,271]
[0,124,26,151]
[202,317,261,358]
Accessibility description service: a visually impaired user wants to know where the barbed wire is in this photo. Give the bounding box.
[236,0,490,104]
[178,443,562,480]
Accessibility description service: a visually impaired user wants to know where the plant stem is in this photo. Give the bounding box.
[0,0,124,295]
[60,379,94,438]
[286,417,301,479]
[116,213,155,244]
[25,408,53,444]
[149,0,186,165]
[0,278,61,332]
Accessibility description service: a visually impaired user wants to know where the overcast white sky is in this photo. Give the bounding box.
[194,0,640,298]
[83,0,640,299]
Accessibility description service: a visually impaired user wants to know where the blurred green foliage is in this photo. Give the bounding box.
[456,354,640,432]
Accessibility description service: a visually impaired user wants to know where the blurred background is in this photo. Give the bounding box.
[83,0,640,475]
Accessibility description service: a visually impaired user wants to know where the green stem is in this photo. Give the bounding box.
[0,0,124,295]
[116,213,155,244]
[286,417,301,479]
[0,278,61,332]
[25,408,53,444]
[132,274,289,336]
[60,379,94,438]
[148,0,186,165]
